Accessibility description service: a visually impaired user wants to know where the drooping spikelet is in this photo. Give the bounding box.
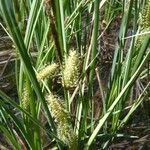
[21,83,29,110]
[37,63,58,81]
[47,93,78,149]
[62,51,80,88]
[140,0,150,30]
[47,93,69,123]
[57,124,78,150]
[136,0,150,50]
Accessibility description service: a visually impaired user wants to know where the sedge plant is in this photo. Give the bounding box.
[0,0,149,150]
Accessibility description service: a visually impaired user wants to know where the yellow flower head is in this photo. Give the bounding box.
[21,83,29,110]
[37,63,58,81]
[57,124,78,150]
[47,93,69,123]
[62,51,80,88]
[136,0,150,49]
[46,93,78,149]
[141,0,150,30]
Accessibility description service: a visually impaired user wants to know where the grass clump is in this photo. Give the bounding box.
[0,0,149,150]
